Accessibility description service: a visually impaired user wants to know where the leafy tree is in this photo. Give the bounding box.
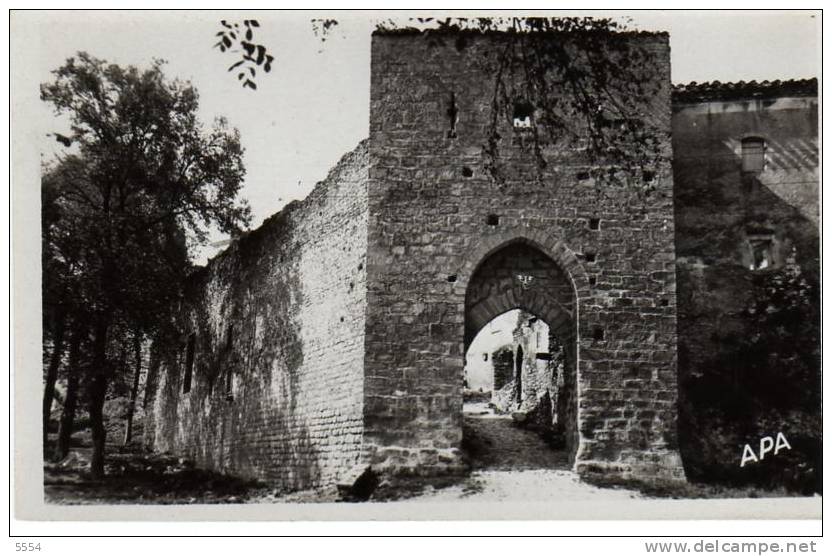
[41,52,251,476]
[41,157,89,454]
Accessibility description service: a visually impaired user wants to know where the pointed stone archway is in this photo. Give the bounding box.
[461,235,584,463]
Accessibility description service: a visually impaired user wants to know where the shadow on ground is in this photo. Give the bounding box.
[44,446,269,505]
[45,406,809,504]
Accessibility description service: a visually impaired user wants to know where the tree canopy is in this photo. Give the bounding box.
[41,52,252,475]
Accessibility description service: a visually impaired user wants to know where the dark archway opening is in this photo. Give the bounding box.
[461,240,579,470]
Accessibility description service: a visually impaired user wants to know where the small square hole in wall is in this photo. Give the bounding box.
[643,170,656,183]
[592,327,605,341]
[447,274,457,283]
[589,218,600,231]
[585,252,596,263]
[512,101,534,128]
[589,276,597,286]
[660,298,669,307]
[462,166,473,178]
[577,170,590,181]
[486,214,500,226]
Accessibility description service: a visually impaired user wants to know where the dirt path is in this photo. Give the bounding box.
[400,403,641,502]
[43,414,795,504]
[462,402,571,471]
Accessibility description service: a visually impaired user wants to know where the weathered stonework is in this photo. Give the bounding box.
[491,346,514,393]
[150,143,369,490]
[363,31,684,482]
[147,29,749,492]
[508,315,570,446]
[477,79,820,492]
[671,80,820,492]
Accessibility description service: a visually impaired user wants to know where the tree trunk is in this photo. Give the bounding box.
[88,317,110,478]
[123,331,143,446]
[56,321,85,460]
[42,308,67,451]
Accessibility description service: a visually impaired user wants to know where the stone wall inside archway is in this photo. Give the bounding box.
[464,241,576,349]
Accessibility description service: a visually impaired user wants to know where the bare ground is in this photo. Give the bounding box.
[44,406,800,504]
[44,446,272,505]
[386,403,641,503]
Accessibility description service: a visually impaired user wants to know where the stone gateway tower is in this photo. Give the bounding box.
[149,28,686,492]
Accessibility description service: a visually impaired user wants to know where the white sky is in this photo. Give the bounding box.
[28,10,819,259]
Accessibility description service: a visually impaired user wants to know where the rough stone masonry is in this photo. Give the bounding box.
[149,28,688,492]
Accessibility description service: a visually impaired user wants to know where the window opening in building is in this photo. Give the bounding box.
[741,137,766,173]
[513,101,534,129]
[749,235,775,270]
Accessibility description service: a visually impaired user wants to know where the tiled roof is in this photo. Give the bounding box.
[672,78,817,103]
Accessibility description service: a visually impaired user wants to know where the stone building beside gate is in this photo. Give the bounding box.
[146,28,819,493]
[671,78,819,491]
